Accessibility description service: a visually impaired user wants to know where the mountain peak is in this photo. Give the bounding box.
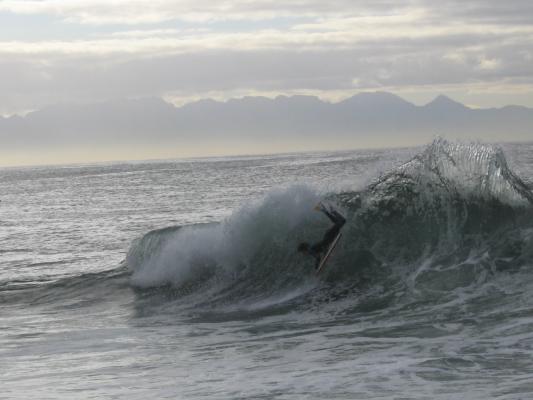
[425,95,469,110]
[340,91,414,108]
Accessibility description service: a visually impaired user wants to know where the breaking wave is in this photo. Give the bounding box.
[126,139,533,315]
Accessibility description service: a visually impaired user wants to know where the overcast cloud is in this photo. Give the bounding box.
[1,0,533,115]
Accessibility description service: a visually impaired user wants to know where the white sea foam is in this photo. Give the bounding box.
[130,185,323,288]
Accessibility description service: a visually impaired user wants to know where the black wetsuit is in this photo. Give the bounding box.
[310,208,346,268]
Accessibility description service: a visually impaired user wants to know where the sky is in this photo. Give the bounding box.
[1,0,533,117]
[1,1,533,166]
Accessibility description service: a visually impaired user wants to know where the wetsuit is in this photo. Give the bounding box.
[310,207,346,268]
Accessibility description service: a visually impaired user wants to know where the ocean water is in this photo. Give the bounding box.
[1,139,533,399]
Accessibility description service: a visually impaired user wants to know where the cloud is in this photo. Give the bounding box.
[436,0,533,26]
[0,0,532,114]
[0,0,411,24]
[1,0,532,26]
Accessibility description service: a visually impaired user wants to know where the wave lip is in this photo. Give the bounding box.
[403,138,533,206]
[349,141,530,268]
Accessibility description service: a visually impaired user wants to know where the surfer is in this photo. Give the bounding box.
[297,203,346,269]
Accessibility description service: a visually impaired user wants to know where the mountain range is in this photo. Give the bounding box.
[1,92,532,164]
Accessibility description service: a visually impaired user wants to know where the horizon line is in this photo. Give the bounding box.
[2,137,532,170]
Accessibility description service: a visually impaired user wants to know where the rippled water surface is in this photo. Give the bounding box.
[1,141,533,399]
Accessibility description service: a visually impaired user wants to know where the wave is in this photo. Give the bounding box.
[128,186,324,296]
[126,139,533,315]
[0,267,130,306]
[338,137,533,262]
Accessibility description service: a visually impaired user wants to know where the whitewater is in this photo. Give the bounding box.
[1,139,533,399]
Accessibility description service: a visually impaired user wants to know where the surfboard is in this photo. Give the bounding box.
[315,232,342,275]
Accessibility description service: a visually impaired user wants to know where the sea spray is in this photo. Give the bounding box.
[129,185,323,288]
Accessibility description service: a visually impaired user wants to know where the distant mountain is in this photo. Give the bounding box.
[424,95,469,112]
[1,92,532,161]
